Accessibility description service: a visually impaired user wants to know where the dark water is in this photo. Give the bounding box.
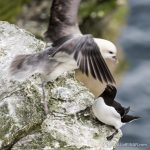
[117,0,150,150]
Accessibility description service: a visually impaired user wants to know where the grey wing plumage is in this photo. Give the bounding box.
[45,0,81,42]
[48,34,115,84]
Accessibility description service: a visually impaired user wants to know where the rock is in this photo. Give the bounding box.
[0,21,121,150]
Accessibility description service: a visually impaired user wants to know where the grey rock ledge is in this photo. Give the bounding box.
[0,21,122,150]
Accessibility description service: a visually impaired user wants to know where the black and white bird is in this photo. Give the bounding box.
[9,0,117,84]
[92,85,141,140]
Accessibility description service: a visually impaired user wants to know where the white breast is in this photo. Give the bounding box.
[92,97,123,129]
[48,59,78,80]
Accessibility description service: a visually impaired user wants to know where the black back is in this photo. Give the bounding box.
[100,85,117,106]
[100,85,129,117]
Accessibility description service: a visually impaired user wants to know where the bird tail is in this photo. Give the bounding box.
[9,52,45,81]
[121,115,141,123]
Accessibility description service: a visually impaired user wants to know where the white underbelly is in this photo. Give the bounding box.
[92,98,123,129]
[48,60,78,80]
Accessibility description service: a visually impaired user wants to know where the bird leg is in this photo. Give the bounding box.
[41,81,49,115]
[76,106,91,118]
[107,128,118,141]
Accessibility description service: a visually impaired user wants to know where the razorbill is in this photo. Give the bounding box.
[92,85,141,140]
[9,0,117,84]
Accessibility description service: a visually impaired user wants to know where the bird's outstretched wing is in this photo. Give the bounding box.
[45,0,81,42]
[48,34,115,84]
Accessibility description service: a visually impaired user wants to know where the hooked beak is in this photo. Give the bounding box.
[112,56,119,64]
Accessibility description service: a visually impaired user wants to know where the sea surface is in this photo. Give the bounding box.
[117,0,150,150]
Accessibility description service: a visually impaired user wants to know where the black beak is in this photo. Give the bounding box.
[112,56,118,63]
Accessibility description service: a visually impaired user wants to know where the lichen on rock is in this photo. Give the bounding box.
[0,21,121,150]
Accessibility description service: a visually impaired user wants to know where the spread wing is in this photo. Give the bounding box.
[45,0,81,42]
[48,34,115,84]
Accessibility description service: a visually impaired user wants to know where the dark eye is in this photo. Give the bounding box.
[109,51,113,54]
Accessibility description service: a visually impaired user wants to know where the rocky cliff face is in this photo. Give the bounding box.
[0,21,121,150]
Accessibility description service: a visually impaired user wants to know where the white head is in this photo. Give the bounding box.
[94,38,118,62]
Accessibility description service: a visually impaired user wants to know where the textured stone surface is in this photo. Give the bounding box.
[0,21,121,150]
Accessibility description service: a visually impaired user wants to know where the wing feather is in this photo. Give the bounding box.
[45,0,81,42]
[84,56,89,76]
[88,57,97,79]
[73,35,115,84]
[49,34,115,84]
[94,54,107,82]
[91,54,103,82]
